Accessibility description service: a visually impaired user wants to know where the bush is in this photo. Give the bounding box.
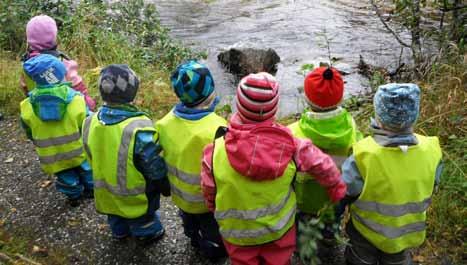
[0,0,201,116]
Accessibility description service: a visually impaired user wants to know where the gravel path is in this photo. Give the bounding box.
[0,117,345,265]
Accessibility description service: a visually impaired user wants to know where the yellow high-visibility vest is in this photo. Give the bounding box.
[20,93,86,174]
[156,111,226,214]
[83,114,155,219]
[351,134,441,253]
[288,109,360,213]
[212,137,297,246]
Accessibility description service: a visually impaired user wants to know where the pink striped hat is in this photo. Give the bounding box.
[236,72,279,122]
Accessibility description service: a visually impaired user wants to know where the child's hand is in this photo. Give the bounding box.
[19,75,29,96]
[327,181,347,203]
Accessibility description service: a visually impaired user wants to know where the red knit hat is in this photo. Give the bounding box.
[304,67,344,110]
[236,72,279,122]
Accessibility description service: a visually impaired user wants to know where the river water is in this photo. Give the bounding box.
[152,0,408,116]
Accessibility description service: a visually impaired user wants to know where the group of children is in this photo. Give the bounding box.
[18,15,442,265]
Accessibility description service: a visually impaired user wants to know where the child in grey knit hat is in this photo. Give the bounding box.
[339,83,443,265]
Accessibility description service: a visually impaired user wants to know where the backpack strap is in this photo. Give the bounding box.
[211,126,228,181]
[21,47,71,62]
[41,49,71,60]
[214,126,228,139]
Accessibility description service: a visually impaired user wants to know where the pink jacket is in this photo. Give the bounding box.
[20,50,96,110]
[201,114,346,212]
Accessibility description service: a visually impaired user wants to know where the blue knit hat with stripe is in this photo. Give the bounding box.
[374,83,420,131]
[171,60,215,107]
[23,54,66,86]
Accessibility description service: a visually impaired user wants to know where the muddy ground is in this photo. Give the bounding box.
[0,117,345,265]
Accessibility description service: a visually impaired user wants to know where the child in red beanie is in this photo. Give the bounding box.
[200,72,346,265]
[20,15,96,111]
[288,67,362,260]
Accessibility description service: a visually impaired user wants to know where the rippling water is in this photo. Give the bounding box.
[151,0,410,116]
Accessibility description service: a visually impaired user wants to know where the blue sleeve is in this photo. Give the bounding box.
[133,131,168,181]
[341,155,364,197]
[20,118,33,140]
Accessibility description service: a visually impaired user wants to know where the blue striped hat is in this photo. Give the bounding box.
[171,60,215,107]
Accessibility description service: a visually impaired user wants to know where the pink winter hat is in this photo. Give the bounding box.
[26,15,58,51]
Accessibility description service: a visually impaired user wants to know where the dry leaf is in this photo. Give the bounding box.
[68,218,80,227]
[412,255,425,263]
[98,223,107,231]
[32,245,48,257]
[40,180,53,188]
[4,157,13,163]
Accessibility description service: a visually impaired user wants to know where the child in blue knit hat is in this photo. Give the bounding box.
[156,60,227,261]
[340,83,443,265]
[20,54,93,207]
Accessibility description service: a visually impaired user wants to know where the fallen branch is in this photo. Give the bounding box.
[440,5,467,12]
[15,254,43,265]
[369,0,411,47]
[0,252,15,264]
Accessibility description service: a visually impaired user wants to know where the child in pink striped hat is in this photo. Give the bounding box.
[200,72,346,265]
[20,15,96,111]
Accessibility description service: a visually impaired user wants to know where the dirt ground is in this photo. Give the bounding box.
[0,117,346,265]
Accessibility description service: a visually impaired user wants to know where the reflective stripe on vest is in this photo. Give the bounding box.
[33,132,81,148]
[215,187,293,220]
[352,212,426,239]
[351,135,441,253]
[82,116,93,160]
[167,165,201,185]
[39,147,83,164]
[170,183,205,203]
[354,197,432,217]
[213,137,297,246]
[220,206,296,239]
[156,111,227,214]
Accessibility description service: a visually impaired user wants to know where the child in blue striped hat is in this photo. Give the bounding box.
[340,83,443,265]
[156,60,227,261]
[20,54,93,207]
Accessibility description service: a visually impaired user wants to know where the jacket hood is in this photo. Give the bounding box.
[29,83,76,121]
[224,114,296,181]
[299,108,356,151]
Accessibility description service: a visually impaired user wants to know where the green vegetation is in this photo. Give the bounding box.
[0,0,464,264]
[0,224,69,264]
[0,0,203,118]
[0,0,200,263]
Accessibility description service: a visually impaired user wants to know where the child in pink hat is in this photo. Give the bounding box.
[20,15,96,110]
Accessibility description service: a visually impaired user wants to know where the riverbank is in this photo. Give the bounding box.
[1,51,464,264]
[0,1,465,264]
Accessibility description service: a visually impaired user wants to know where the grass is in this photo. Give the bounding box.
[0,1,465,264]
[0,52,24,114]
[0,224,69,265]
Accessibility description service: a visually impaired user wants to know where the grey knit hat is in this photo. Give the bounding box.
[374,83,420,131]
[98,64,139,104]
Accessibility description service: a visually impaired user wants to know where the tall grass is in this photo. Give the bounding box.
[0,0,197,117]
[414,44,466,263]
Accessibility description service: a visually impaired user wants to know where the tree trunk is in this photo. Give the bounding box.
[410,0,423,68]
